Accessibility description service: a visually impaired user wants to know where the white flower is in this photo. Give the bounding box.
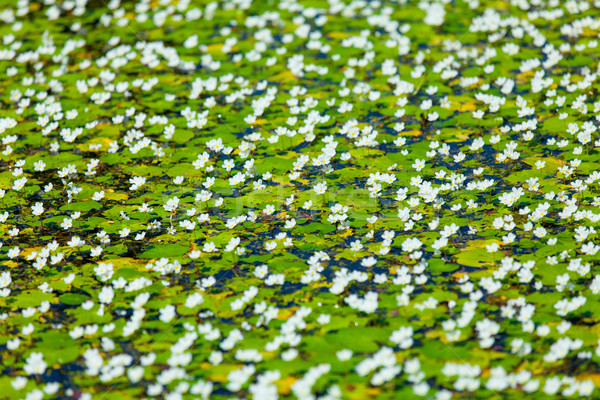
[336,349,353,361]
[0,271,11,288]
[31,202,44,216]
[23,352,47,375]
[390,326,414,349]
[314,181,328,195]
[163,196,179,212]
[185,292,204,308]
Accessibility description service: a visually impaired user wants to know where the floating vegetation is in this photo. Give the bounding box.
[1,0,600,399]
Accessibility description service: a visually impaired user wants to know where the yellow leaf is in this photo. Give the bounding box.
[328,32,352,39]
[271,70,296,83]
[516,71,534,84]
[456,102,478,111]
[104,192,129,201]
[207,43,223,53]
[345,384,382,399]
[277,307,298,321]
[276,376,297,395]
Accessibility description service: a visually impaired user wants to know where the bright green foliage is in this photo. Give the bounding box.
[1,0,600,399]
